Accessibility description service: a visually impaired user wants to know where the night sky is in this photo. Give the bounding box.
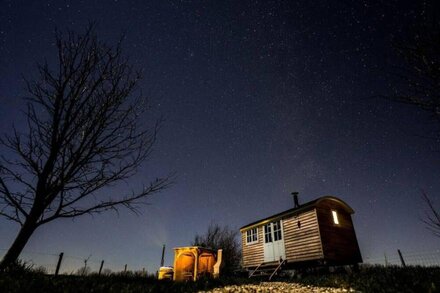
[1,0,440,273]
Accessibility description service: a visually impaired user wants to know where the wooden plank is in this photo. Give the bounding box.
[284,236,321,247]
[288,252,323,259]
[285,240,322,248]
[290,255,322,262]
[315,200,362,264]
[241,226,264,267]
[284,223,318,230]
[282,209,323,261]
[286,247,323,253]
[286,247,323,255]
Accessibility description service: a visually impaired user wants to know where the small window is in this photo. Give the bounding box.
[273,220,282,241]
[264,224,272,243]
[246,228,258,244]
[332,210,339,225]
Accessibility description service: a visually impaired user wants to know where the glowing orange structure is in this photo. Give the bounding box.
[173,246,222,281]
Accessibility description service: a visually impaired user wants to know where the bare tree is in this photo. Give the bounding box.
[384,16,440,236]
[422,191,440,237]
[388,19,440,136]
[193,223,241,276]
[0,25,170,270]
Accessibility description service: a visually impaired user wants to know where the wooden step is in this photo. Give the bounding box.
[249,259,287,280]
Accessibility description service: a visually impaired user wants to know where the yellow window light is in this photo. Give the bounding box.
[332,210,339,225]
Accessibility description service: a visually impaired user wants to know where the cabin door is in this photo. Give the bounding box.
[263,220,286,262]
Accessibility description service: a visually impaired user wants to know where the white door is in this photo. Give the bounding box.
[263,220,286,262]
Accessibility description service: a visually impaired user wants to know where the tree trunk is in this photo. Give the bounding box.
[0,217,38,271]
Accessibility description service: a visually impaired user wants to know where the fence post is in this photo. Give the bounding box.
[55,252,64,276]
[124,264,127,272]
[98,260,104,275]
[398,249,406,267]
[160,244,165,267]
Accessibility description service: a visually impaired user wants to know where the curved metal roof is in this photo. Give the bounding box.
[239,195,355,231]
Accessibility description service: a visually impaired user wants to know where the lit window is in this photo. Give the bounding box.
[332,210,339,225]
[246,228,258,244]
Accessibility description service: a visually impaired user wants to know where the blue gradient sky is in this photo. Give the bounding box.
[1,0,439,273]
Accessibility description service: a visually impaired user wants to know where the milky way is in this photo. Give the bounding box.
[1,0,439,273]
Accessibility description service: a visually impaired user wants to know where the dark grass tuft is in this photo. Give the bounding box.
[0,270,255,293]
[287,265,440,293]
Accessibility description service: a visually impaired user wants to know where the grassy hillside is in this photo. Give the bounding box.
[0,264,439,292]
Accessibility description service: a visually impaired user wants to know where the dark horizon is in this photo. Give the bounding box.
[1,0,440,273]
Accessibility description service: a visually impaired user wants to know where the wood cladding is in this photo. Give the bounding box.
[241,226,264,267]
[316,201,362,264]
[240,196,362,268]
[283,209,323,262]
[242,209,323,267]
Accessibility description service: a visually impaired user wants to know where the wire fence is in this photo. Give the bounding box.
[363,249,440,267]
[1,248,439,276]
[0,248,153,276]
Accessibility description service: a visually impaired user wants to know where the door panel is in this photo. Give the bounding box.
[263,224,274,262]
[263,220,286,262]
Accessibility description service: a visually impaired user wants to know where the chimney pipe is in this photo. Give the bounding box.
[292,192,299,208]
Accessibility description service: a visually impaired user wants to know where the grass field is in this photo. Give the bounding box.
[1,263,439,292]
[292,265,440,293]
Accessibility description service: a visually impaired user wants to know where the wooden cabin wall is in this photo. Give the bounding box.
[316,201,362,264]
[241,226,264,267]
[283,208,324,262]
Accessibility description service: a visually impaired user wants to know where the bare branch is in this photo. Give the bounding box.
[0,176,29,218]
[0,24,171,269]
[421,190,440,237]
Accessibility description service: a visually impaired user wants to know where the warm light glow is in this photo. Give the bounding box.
[332,210,339,224]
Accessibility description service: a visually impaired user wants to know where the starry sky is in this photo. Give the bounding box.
[1,0,440,273]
